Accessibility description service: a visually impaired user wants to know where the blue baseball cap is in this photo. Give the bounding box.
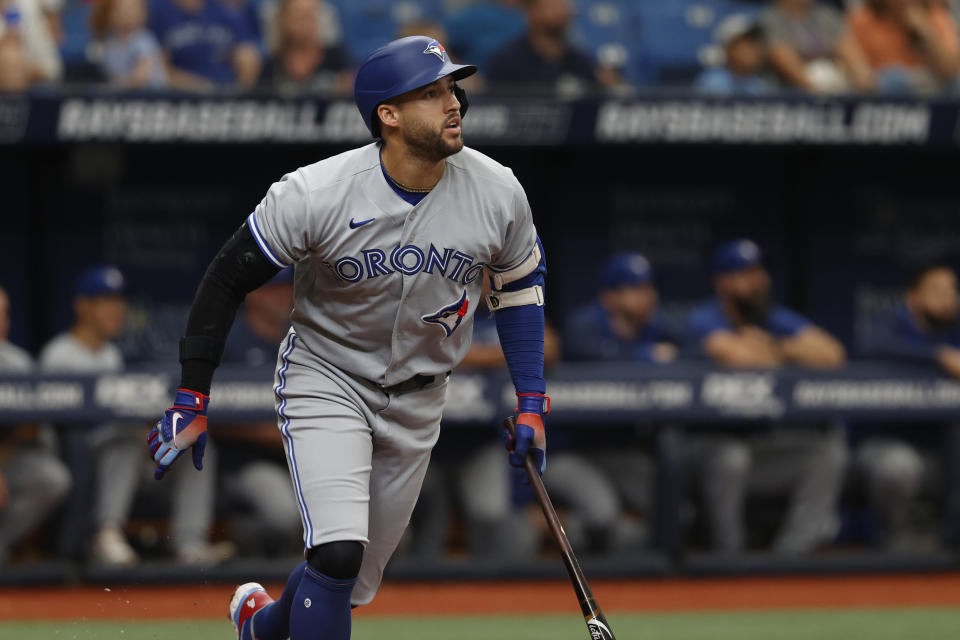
[75,266,126,297]
[713,239,763,274]
[602,252,654,289]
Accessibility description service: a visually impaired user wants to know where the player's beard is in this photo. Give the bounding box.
[922,309,958,334]
[732,291,771,326]
[401,115,463,163]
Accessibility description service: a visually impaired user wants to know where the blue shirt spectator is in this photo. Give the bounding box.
[565,253,678,364]
[695,67,773,96]
[148,0,262,88]
[92,0,168,88]
[686,239,845,368]
[103,31,168,87]
[695,14,774,96]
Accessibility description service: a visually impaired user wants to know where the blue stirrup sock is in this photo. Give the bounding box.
[243,562,307,640]
[244,562,357,640]
[289,566,358,640]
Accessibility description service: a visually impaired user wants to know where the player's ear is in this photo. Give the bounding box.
[377,103,400,132]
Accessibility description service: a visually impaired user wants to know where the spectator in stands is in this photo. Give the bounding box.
[219,269,301,557]
[0,285,71,565]
[258,0,341,63]
[848,0,960,94]
[260,0,349,94]
[0,0,63,83]
[90,0,168,88]
[696,14,775,96]
[0,29,30,91]
[218,0,262,57]
[40,266,231,566]
[444,0,526,72]
[684,239,848,554]
[486,0,618,94]
[148,0,261,90]
[761,0,872,93]
[859,264,960,549]
[565,252,678,363]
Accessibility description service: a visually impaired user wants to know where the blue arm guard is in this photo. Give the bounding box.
[493,242,547,405]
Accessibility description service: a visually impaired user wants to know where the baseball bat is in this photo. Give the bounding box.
[504,416,617,640]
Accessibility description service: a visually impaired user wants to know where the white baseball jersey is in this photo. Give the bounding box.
[248,142,539,387]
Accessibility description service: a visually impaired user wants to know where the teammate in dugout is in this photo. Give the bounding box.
[146,36,550,640]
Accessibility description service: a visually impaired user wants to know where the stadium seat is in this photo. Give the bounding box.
[571,0,635,81]
[59,0,94,71]
[333,0,448,62]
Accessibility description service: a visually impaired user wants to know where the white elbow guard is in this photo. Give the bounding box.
[487,285,544,310]
[488,245,542,290]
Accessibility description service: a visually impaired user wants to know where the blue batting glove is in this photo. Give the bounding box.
[147,388,209,480]
[504,393,549,475]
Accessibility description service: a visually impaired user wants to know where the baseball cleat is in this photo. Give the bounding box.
[229,582,274,639]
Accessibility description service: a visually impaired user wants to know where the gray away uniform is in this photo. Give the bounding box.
[248,142,539,605]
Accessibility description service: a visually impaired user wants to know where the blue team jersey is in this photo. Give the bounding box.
[149,0,255,84]
[862,303,960,363]
[563,301,676,363]
[685,298,811,356]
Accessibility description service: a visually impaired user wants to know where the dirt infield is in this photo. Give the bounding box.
[2,573,959,621]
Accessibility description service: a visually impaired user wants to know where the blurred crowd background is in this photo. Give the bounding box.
[3,0,960,96]
[4,0,960,581]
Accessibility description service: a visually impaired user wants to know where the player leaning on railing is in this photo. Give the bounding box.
[145,36,549,640]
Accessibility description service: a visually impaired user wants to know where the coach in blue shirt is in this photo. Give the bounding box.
[565,252,678,364]
[683,239,848,555]
[149,0,262,89]
[865,264,960,372]
[687,239,846,368]
[859,264,960,549]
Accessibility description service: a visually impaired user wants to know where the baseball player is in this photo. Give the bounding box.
[146,36,549,640]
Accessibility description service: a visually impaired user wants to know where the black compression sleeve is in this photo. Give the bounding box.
[179,222,282,394]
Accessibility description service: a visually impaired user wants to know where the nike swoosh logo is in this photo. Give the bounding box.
[349,217,375,229]
[172,412,182,433]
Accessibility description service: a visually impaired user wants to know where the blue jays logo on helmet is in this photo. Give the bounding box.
[423,40,446,61]
[422,290,469,338]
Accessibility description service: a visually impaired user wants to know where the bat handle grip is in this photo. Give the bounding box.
[503,416,540,478]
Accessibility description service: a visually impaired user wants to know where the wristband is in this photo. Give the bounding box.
[516,392,550,416]
[170,387,210,412]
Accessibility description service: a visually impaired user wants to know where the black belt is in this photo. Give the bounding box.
[380,371,450,395]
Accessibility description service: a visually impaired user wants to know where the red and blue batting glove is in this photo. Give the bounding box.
[505,393,549,475]
[147,388,209,480]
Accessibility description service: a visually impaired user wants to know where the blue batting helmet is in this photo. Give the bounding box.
[354,36,478,137]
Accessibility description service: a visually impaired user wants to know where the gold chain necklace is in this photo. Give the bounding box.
[384,169,435,193]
